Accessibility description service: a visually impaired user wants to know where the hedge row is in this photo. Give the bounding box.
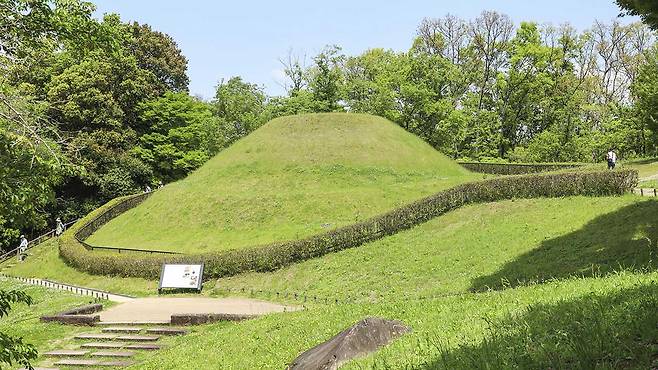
[458,161,584,175]
[59,169,638,280]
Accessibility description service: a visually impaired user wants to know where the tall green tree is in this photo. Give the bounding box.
[135,92,218,182]
[126,22,190,94]
[212,77,267,145]
[616,0,658,30]
[308,46,345,112]
[632,44,658,154]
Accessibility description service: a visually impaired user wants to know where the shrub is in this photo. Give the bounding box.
[458,161,584,175]
[59,169,638,280]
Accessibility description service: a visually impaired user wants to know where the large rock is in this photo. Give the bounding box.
[288,317,411,370]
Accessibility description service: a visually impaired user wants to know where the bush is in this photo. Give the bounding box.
[458,161,584,175]
[59,169,638,280]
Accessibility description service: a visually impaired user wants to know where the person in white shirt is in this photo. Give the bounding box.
[606,149,617,170]
[55,217,65,236]
[18,235,28,262]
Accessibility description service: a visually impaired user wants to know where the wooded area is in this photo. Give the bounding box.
[1,0,657,250]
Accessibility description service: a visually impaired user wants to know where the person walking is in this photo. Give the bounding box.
[55,217,65,236]
[17,235,28,262]
[606,148,617,170]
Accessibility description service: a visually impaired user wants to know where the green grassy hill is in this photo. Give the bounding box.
[87,113,476,253]
[4,196,656,368]
[214,195,657,301]
[135,195,658,369]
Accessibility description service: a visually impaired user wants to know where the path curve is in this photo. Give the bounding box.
[99,297,299,323]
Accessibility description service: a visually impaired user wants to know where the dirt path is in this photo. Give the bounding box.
[99,297,299,323]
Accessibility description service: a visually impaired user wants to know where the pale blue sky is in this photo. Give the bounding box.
[93,0,636,99]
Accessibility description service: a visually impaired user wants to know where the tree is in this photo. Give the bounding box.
[0,86,64,250]
[470,11,514,110]
[616,0,658,30]
[212,77,267,145]
[126,22,189,94]
[632,44,658,155]
[308,45,345,112]
[0,289,36,369]
[135,92,217,181]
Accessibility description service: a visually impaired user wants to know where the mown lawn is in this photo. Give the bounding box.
[623,157,658,179]
[2,240,157,297]
[133,271,658,369]
[130,194,657,368]
[214,195,657,302]
[0,279,99,367]
[87,113,478,254]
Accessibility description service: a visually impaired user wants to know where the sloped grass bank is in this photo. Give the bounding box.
[133,271,658,369]
[88,113,476,253]
[0,279,96,365]
[216,195,656,301]
[3,240,156,297]
[60,170,637,280]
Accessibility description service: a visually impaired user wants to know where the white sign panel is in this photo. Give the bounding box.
[159,264,204,292]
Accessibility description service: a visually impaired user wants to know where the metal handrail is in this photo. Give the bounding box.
[72,192,183,256]
[0,219,79,264]
[86,244,182,255]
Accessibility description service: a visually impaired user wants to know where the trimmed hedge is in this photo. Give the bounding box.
[60,169,638,280]
[458,161,584,175]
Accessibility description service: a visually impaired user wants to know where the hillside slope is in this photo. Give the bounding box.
[88,113,475,253]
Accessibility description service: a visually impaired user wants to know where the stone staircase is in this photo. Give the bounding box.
[28,325,187,369]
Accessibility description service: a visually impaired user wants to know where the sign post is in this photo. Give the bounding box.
[158,263,204,294]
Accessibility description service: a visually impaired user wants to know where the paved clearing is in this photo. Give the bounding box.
[99,297,299,323]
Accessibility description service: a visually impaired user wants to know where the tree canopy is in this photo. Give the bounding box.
[617,0,658,30]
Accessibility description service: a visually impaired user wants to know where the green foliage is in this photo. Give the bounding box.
[60,169,637,280]
[308,46,345,112]
[135,92,217,181]
[0,288,36,369]
[0,85,64,250]
[633,44,658,155]
[88,113,475,253]
[134,272,658,369]
[458,161,583,175]
[617,0,658,30]
[126,22,189,93]
[212,76,267,146]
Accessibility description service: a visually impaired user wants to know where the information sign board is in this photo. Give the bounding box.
[158,263,204,293]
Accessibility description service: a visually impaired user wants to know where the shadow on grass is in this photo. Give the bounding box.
[421,283,658,369]
[471,200,658,292]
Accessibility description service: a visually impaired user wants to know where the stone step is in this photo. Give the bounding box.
[91,351,135,358]
[53,359,133,367]
[52,359,99,367]
[115,335,159,342]
[124,343,161,351]
[75,333,117,341]
[44,349,89,357]
[80,342,124,349]
[97,321,170,326]
[98,361,134,367]
[102,327,142,334]
[145,327,187,336]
